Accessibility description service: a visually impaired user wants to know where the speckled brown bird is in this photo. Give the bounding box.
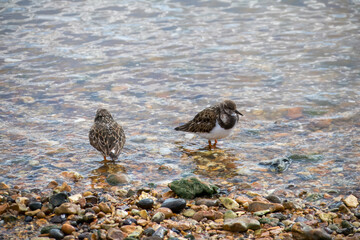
[175,100,243,148]
[89,109,126,161]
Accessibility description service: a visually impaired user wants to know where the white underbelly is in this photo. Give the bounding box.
[196,121,234,140]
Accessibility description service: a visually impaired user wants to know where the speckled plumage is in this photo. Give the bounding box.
[89,109,126,161]
[175,100,243,148]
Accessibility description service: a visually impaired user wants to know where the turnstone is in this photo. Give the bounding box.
[175,100,243,148]
[89,109,126,161]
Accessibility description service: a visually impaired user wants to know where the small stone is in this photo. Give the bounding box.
[68,194,83,203]
[223,217,260,232]
[37,211,46,219]
[115,209,128,218]
[50,192,69,207]
[106,174,130,186]
[161,198,186,213]
[183,209,196,218]
[139,209,148,219]
[61,223,75,235]
[137,198,154,209]
[319,212,337,223]
[236,196,252,205]
[41,225,61,234]
[49,228,64,240]
[270,213,288,221]
[107,227,126,240]
[29,201,42,211]
[192,210,215,222]
[195,199,219,207]
[219,197,240,210]
[25,216,33,222]
[55,182,71,192]
[248,201,283,212]
[47,181,59,189]
[287,107,303,119]
[259,217,279,226]
[143,227,155,236]
[0,182,10,189]
[0,203,8,214]
[343,194,359,208]
[25,209,41,216]
[123,218,137,225]
[224,210,237,220]
[168,177,218,199]
[50,214,66,223]
[292,222,332,240]
[253,209,271,216]
[341,220,353,229]
[265,195,282,203]
[152,212,165,223]
[98,202,112,214]
[54,203,80,215]
[153,226,168,239]
[156,207,173,219]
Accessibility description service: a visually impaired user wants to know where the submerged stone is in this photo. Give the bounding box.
[168,177,218,199]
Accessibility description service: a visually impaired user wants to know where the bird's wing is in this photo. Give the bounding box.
[175,107,217,133]
[89,123,110,156]
[107,122,126,159]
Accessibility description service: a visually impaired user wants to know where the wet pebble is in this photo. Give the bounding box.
[265,195,282,203]
[195,198,219,207]
[50,214,66,223]
[137,198,154,209]
[29,201,42,211]
[161,198,186,213]
[24,215,32,222]
[224,210,237,219]
[107,228,125,239]
[219,197,239,210]
[106,174,129,186]
[49,228,64,240]
[50,192,68,207]
[223,217,260,232]
[123,218,137,225]
[143,227,155,236]
[153,226,168,239]
[61,223,75,235]
[343,194,359,208]
[151,212,165,223]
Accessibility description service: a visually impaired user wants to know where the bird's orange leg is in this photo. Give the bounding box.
[214,139,218,148]
[208,140,212,149]
[103,156,107,161]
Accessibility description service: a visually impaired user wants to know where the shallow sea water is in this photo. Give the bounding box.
[0,0,359,195]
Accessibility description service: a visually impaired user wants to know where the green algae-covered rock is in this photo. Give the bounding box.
[168,177,218,199]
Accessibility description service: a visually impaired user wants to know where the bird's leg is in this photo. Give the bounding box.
[213,139,218,148]
[208,140,212,149]
[103,156,107,161]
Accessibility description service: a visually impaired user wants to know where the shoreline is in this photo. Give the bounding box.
[0,177,359,240]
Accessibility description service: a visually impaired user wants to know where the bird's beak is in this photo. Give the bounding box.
[235,110,243,116]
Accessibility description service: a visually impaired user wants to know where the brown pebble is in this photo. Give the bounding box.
[92,206,101,214]
[61,223,76,235]
[36,211,46,219]
[47,181,58,189]
[156,207,173,219]
[0,203,9,214]
[287,107,303,119]
[98,202,112,214]
[120,225,136,233]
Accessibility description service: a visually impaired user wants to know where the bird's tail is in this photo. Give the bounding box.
[174,123,189,132]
